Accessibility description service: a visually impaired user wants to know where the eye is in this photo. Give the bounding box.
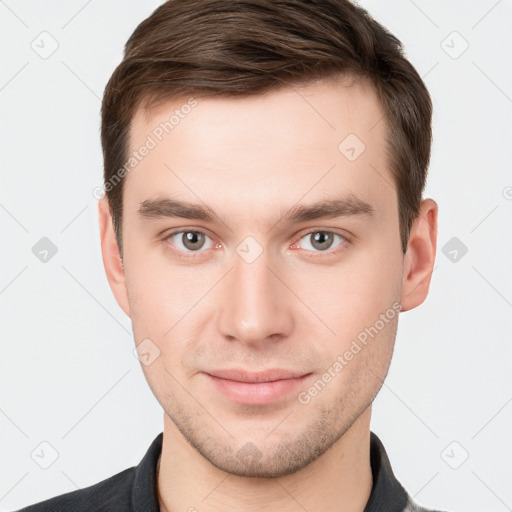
[165,230,217,255]
[293,230,347,254]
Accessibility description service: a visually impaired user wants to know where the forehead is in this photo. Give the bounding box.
[124,77,393,226]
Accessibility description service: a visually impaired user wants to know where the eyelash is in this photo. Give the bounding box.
[163,228,350,259]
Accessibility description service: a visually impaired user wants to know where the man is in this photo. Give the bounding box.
[17,0,446,511]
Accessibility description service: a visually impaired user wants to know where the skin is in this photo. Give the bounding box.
[98,75,437,512]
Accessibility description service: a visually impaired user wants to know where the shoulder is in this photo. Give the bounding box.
[14,466,136,512]
[368,431,454,512]
[403,495,454,512]
[13,432,163,512]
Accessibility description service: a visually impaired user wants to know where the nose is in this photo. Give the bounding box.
[217,246,294,348]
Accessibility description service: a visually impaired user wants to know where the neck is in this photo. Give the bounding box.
[157,409,373,512]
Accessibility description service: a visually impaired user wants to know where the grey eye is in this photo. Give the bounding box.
[168,231,213,252]
[299,231,345,252]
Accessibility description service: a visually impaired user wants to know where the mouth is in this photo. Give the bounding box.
[203,368,313,405]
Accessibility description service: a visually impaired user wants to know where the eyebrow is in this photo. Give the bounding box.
[137,194,374,228]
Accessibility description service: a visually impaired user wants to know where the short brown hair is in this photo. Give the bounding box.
[101,0,432,255]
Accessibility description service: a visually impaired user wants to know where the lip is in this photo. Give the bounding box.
[203,369,313,405]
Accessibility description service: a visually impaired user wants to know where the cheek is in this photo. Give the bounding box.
[124,254,216,378]
[123,246,204,329]
[330,309,399,396]
[290,248,402,337]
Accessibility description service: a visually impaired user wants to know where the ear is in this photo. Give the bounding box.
[400,198,438,312]
[97,197,130,317]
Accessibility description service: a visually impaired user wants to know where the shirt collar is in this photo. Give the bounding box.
[364,432,409,511]
[132,432,163,511]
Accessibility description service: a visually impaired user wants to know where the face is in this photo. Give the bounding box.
[102,77,412,477]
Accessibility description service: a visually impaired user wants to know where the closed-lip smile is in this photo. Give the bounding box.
[203,368,313,404]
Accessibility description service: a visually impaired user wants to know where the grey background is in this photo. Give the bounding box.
[1,1,511,511]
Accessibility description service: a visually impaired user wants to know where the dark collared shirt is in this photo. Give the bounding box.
[16,432,447,512]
